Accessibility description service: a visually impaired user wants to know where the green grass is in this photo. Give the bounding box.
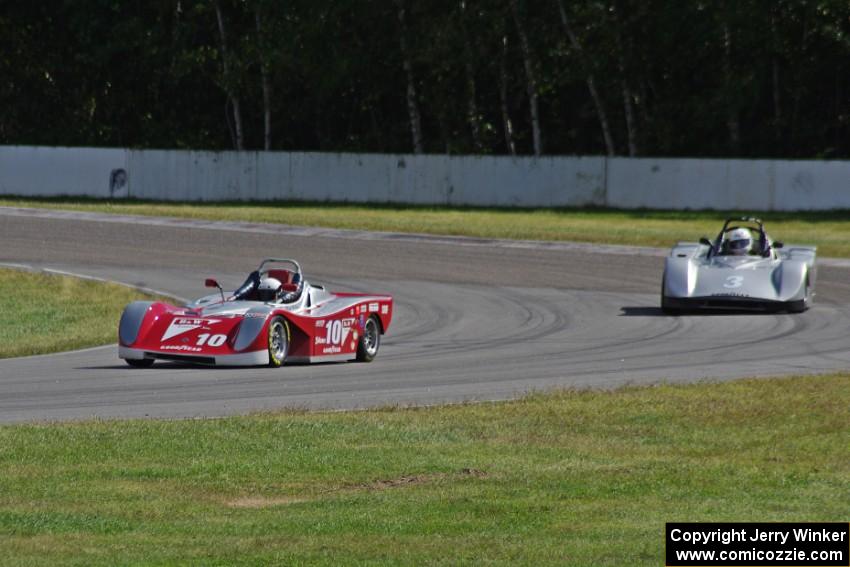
[3,197,850,257]
[0,374,847,565]
[0,268,168,358]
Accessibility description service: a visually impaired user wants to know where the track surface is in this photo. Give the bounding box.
[2,207,850,423]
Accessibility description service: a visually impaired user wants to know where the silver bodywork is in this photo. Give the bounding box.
[662,240,817,312]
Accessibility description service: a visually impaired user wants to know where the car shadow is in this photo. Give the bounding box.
[76,361,352,370]
[620,306,785,317]
[76,363,236,371]
[619,307,670,317]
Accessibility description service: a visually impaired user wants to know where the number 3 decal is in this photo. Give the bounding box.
[724,275,744,288]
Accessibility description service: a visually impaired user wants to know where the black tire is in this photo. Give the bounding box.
[787,283,810,314]
[661,282,678,315]
[356,316,381,362]
[267,316,290,367]
[126,358,154,368]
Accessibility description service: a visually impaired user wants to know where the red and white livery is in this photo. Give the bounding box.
[118,259,392,367]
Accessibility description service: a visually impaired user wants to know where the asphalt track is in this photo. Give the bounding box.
[1,207,850,423]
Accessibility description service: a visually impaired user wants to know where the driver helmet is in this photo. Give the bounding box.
[724,228,753,256]
[257,277,282,302]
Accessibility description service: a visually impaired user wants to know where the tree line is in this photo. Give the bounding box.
[1,0,848,158]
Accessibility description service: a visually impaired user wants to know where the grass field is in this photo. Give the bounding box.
[3,197,850,257]
[0,373,847,565]
[0,268,167,358]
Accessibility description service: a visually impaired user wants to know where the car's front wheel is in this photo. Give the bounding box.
[788,280,811,314]
[267,316,290,367]
[356,316,381,362]
[661,282,678,315]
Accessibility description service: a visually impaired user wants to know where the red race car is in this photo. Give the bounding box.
[118,258,392,367]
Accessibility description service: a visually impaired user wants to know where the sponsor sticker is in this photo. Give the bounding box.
[161,345,203,352]
[161,318,220,341]
[369,302,379,312]
[381,304,389,315]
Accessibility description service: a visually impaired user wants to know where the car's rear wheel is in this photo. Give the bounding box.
[267,316,290,367]
[356,316,381,362]
[126,358,154,368]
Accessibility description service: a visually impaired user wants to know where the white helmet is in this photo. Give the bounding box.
[257,277,282,302]
[724,228,753,256]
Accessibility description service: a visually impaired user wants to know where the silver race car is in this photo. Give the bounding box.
[661,217,816,313]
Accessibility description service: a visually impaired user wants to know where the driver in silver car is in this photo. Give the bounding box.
[721,227,754,256]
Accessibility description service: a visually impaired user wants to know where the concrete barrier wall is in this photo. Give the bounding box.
[0,146,128,198]
[0,145,847,210]
[123,151,608,206]
[606,158,850,210]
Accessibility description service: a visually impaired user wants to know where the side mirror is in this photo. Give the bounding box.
[773,241,784,249]
[205,278,225,301]
[699,237,712,247]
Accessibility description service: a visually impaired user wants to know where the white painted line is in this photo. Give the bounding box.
[0,343,115,362]
[0,261,186,302]
[0,261,186,362]
[0,205,668,258]
[42,268,186,302]
[4,205,848,266]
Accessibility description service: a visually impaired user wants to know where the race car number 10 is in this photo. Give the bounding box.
[197,333,227,347]
[325,320,344,345]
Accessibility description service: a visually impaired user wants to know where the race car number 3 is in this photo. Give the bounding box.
[723,275,744,288]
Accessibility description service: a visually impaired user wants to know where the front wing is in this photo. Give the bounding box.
[119,345,269,366]
[661,295,806,312]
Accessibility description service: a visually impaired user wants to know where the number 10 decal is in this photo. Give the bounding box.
[197,333,227,347]
[724,275,744,288]
[325,320,343,345]
[322,319,352,346]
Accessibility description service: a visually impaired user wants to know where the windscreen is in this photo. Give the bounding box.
[231,270,260,300]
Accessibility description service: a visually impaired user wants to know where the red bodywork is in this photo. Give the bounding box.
[120,294,393,365]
